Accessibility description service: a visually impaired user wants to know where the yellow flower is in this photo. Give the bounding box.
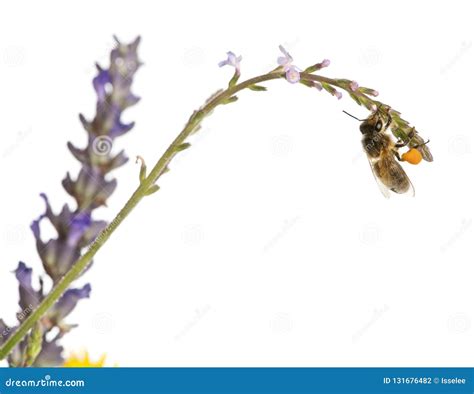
[63,351,106,367]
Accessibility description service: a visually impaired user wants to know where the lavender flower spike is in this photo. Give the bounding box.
[0,37,142,367]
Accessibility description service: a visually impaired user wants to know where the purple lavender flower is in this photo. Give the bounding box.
[277,45,293,67]
[218,51,242,78]
[285,66,301,84]
[349,81,359,92]
[0,36,141,367]
[277,45,301,84]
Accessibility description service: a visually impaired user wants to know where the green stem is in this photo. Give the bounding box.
[0,68,379,361]
[0,70,286,360]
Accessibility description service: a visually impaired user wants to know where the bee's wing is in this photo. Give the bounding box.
[366,155,415,198]
[387,156,416,197]
[366,156,391,199]
[405,171,416,197]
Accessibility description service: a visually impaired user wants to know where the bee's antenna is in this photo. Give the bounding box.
[342,110,364,121]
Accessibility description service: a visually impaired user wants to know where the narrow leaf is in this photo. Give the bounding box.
[24,322,43,367]
[175,142,191,152]
[228,71,240,88]
[223,96,239,105]
[248,85,267,91]
[145,184,160,196]
[349,93,362,106]
[136,156,147,183]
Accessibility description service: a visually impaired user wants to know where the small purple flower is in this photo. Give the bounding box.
[33,340,64,367]
[14,262,42,313]
[278,45,301,84]
[93,67,112,103]
[349,81,359,92]
[285,66,301,84]
[321,59,330,68]
[277,45,293,67]
[218,51,242,74]
[335,90,343,100]
[48,284,92,323]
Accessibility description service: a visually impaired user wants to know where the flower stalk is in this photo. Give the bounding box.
[0,47,431,361]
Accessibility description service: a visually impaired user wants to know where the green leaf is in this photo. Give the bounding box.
[24,322,43,367]
[359,87,379,97]
[248,85,267,91]
[349,93,362,106]
[320,82,336,95]
[228,71,240,88]
[175,143,191,152]
[304,64,320,73]
[189,124,202,135]
[299,80,312,88]
[145,184,160,196]
[223,96,238,104]
[136,156,147,183]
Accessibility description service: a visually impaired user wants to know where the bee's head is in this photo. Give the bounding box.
[360,114,384,135]
[342,107,391,134]
[343,107,389,135]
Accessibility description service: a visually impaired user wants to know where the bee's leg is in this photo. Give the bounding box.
[392,149,403,161]
[395,127,416,148]
[395,140,409,148]
[412,139,430,149]
[386,112,392,129]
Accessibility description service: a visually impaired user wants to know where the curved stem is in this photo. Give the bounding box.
[0,67,381,360]
[0,70,286,360]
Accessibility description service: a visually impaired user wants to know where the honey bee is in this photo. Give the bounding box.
[344,108,430,198]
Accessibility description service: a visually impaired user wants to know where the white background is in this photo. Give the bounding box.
[0,0,473,367]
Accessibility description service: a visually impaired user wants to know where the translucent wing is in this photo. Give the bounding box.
[366,155,415,198]
[366,156,391,199]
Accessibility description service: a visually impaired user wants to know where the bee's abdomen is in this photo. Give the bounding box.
[374,156,410,194]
